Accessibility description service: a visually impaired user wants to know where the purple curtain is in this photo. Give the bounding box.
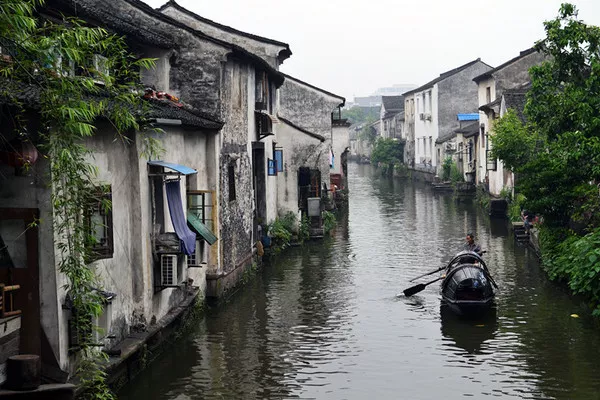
[165,180,196,256]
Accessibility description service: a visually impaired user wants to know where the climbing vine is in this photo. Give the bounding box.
[2,0,157,397]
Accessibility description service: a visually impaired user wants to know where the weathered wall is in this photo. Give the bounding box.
[218,60,254,275]
[437,61,492,146]
[81,123,214,361]
[71,0,230,119]
[275,123,327,216]
[493,52,546,98]
[160,5,287,69]
[278,78,343,139]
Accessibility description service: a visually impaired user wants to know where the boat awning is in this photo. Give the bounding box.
[148,160,197,175]
[187,213,217,245]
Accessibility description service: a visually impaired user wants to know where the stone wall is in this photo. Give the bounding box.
[437,61,493,141]
[278,77,343,139]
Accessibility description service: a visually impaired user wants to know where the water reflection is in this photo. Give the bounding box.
[440,303,498,355]
[120,163,600,400]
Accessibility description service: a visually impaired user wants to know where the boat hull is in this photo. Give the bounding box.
[441,263,495,316]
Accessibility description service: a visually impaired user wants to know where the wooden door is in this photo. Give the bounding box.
[0,208,41,356]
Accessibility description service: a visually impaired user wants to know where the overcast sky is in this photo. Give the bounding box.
[142,0,600,101]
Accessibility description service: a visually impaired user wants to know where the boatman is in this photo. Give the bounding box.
[464,233,482,255]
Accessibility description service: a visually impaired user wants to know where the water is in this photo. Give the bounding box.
[119,163,600,400]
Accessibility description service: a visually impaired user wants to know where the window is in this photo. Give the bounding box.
[427,91,432,114]
[187,191,215,232]
[92,54,109,85]
[160,254,177,286]
[486,86,491,104]
[255,70,270,111]
[468,140,473,163]
[274,149,283,173]
[481,125,486,148]
[228,164,236,201]
[86,185,113,261]
[486,149,497,171]
[268,159,276,176]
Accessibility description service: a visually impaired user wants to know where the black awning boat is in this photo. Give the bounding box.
[441,251,496,316]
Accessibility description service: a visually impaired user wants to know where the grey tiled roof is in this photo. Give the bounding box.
[148,100,223,129]
[381,95,404,111]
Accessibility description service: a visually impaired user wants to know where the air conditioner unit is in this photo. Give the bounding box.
[419,113,425,121]
[160,254,177,286]
[425,113,432,121]
[446,142,457,151]
[255,111,273,135]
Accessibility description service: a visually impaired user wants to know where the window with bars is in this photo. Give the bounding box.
[86,185,113,261]
[161,254,177,286]
[187,191,215,233]
[486,149,497,171]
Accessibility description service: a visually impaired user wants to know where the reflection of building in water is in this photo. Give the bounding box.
[440,303,498,354]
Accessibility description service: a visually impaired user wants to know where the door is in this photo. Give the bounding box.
[0,208,41,356]
[252,142,266,240]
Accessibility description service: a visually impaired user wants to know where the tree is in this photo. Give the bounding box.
[491,3,600,228]
[371,138,404,175]
[1,1,156,397]
[342,105,379,125]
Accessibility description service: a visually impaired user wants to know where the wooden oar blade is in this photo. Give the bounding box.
[403,283,425,297]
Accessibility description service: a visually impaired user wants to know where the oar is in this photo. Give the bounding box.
[403,276,445,297]
[409,266,446,282]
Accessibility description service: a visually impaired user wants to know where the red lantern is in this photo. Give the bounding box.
[0,139,39,168]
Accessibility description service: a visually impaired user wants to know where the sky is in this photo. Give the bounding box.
[141,0,600,101]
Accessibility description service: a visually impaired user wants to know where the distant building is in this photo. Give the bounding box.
[380,95,404,141]
[403,58,493,178]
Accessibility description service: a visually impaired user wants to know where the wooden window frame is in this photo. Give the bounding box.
[86,185,113,261]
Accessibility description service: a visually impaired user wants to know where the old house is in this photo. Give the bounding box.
[0,0,291,387]
[473,48,545,194]
[277,74,347,221]
[403,95,416,167]
[403,59,492,180]
[435,114,480,181]
[380,96,404,140]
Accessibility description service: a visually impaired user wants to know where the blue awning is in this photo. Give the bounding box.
[148,160,197,175]
[457,113,479,121]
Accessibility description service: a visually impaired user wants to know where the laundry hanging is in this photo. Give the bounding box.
[165,180,196,256]
[329,148,334,168]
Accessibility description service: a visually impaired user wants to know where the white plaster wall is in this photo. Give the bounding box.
[331,126,350,176]
[48,124,217,369]
[477,77,496,185]
[414,85,439,166]
[140,48,172,92]
[275,123,327,217]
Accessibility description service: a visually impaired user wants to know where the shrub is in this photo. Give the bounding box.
[540,226,600,316]
[322,210,336,234]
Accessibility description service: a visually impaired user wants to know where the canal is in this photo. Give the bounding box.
[119,163,600,400]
